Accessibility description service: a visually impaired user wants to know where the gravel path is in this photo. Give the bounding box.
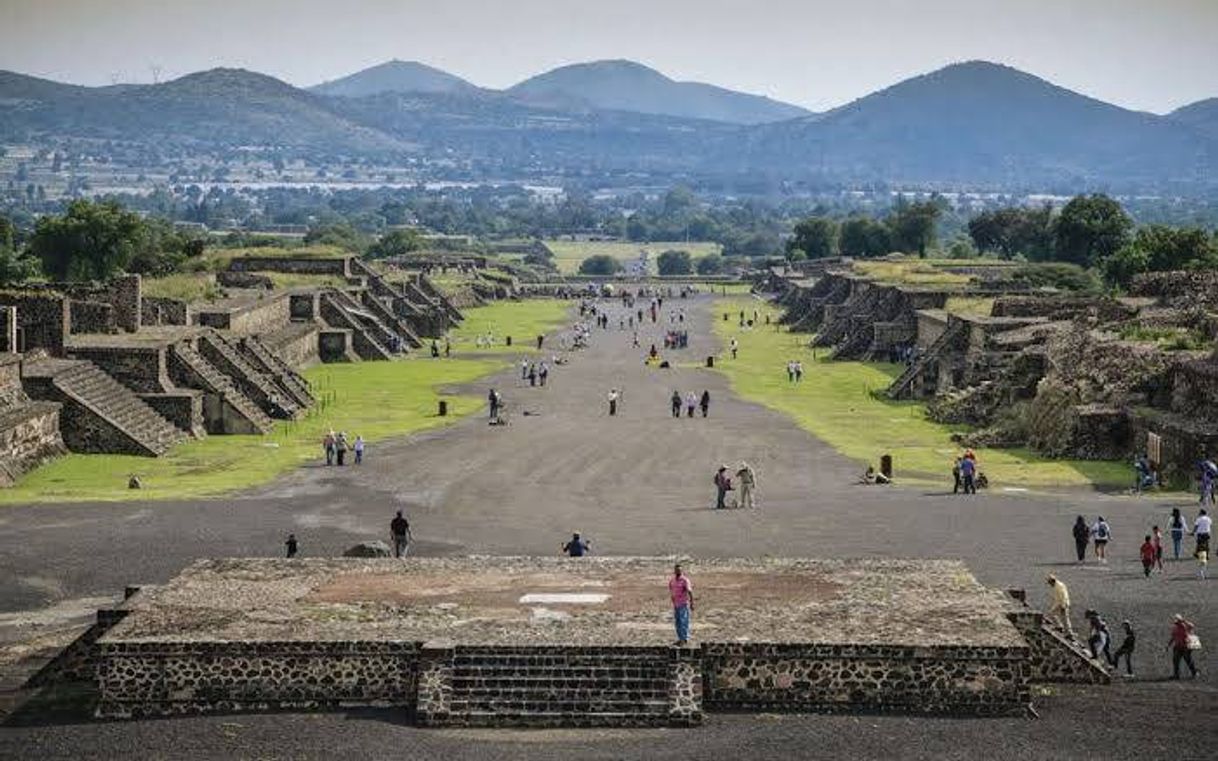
[0,293,1214,758]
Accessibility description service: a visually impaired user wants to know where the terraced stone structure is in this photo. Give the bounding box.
[78,556,1097,727]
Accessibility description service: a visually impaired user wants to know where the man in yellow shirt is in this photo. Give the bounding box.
[1045,574,1073,637]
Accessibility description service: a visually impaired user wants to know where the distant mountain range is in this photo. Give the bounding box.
[1,59,1215,192]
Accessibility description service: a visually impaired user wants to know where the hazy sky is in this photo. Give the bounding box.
[2,0,1215,114]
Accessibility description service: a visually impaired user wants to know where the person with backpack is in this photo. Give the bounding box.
[562,532,590,557]
[1091,516,1112,563]
[1072,516,1090,563]
[1168,614,1200,679]
[959,455,977,495]
[1200,456,1218,505]
[1194,508,1212,560]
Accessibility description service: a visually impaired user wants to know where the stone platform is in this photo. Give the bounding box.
[93,557,1032,724]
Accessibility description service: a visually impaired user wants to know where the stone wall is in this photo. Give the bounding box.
[195,294,292,337]
[141,297,189,327]
[67,346,171,394]
[0,400,66,486]
[140,392,205,437]
[266,324,321,369]
[228,257,352,277]
[1006,610,1110,684]
[97,641,419,719]
[0,293,70,354]
[701,642,1029,716]
[69,300,116,335]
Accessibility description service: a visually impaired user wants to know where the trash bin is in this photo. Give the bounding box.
[506,336,512,346]
[438,400,448,417]
[880,454,893,481]
[706,356,715,368]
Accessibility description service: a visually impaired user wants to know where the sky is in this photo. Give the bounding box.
[2,0,1216,114]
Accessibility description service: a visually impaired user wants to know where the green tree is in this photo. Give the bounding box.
[1053,194,1132,267]
[0,214,39,285]
[695,254,724,275]
[304,223,368,253]
[788,217,838,259]
[28,199,148,281]
[366,228,424,259]
[578,254,622,276]
[839,217,891,258]
[1100,225,1217,288]
[887,198,943,258]
[656,250,693,276]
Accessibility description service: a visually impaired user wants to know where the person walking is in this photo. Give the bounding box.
[536,334,544,350]
[787,361,795,383]
[1200,456,1217,505]
[488,388,501,424]
[1169,508,1189,560]
[608,388,620,417]
[1085,610,1113,663]
[1091,516,1112,563]
[335,432,349,466]
[562,532,590,557]
[959,455,977,494]
[390,510,411,558]
[323,431,336,466]
[1168,614,1200,679]
[730,338,738,360]
[952,458,963,495]
[794,361,803,382]
[699,390,710,418]
[1140,535,1157,578]
[713,465,730,510]
[539,362,549,387]
[353,435,365,465]
[1152,525,1165,571]
[1072,516,1090,563]
[1110,620,1136,678]
[521,358,529,380]
[528,363,537,387]
[685,391,697,418]
[1193,508,1212,560]
[669,564,694,646]
[1045,574,1073,637]
[671,390,682,419]
[284,533,298,558]
[736,462,757,510]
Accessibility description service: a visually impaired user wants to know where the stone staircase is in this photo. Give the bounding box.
[443,648,680,727]
[886,319,967,399]
[169,344,275,434]
[318,291,395,360]
[23,358,185,456]
[237,336,314,410]
[198,330,301,419]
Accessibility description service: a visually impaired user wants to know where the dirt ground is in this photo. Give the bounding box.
[0,293,1214,759]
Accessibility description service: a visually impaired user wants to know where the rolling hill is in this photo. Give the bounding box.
[507,59,810,125]
[1170,97,1218,139]
[311,60,478,98]
[735,61,1217,188]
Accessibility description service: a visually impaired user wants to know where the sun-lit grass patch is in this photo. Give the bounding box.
[944,296,995,317]
[711,297,1127,489]
[544,240,722,274]
[447,299,573,353]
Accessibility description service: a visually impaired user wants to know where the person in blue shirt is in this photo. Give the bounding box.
[563,533,590,557]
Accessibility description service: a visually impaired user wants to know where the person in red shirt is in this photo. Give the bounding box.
[1140,535,1157,578]
[668,564,694,645]
[1168,614,1199,679]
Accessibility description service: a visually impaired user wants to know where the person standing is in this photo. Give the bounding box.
[323,431,335,466]
[528,363,537,387]
[1045,574,1073,637]
[444,338,451,357]
[1140,535,1156,578]
[671,390,682,419]
[1091,516,1112,563]
[959,455,977,495]
[1152,525,1165,571]
[390,510,411,558]
[952,458,963,495]
[787,361,795,383]
[669,564,694,646]
[285,533,298,558]
[699,390,710,418]
[608,388,620,417]
[353,435,365,465]
[1110,620,1136,678]
[1085,610,1113,663]
[521,358,529,380]
[794,361,803,382]
[1072,516,1090,563]
[536,334,544,350]
[714,466,730,510]
[539,362,549,387]
[1169,508,1189,560]
[562,533,590,557]
[1168,615,1200,679]
[730,338,738,360]
[736,462,757,510]
[335,432,348,466]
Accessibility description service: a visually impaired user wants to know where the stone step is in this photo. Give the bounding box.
[200,331,301,419]
[449,699,671,713]
[172,344,274,433]
[435,710,675,727]
[50,360,185,456]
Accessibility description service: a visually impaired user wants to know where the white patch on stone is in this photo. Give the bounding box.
[1001,487,1029,492]
[519,593,609,605]
[530,607,571,622]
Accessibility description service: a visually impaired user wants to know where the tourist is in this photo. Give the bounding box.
[285,533,298,558]
[536,334,544,350]
[794,361,803,382]
[685,391,697,418]
[335,432,349,466]
[1169,508,1189,560]
[669,564,694,646]
[736,462,757,510]
[528,363,537,387]
[786,361,795,383]
[959,454,977,494]
[730,338,738,360]
[1193,508,1211,560]
[952,458,963,495]
[633,331,640,348]
[1167,614,1200,679]
[390,510,411,558]
[323,431,335,466]
[430,340,439,358]
[1045,574,1073,637]
[353,435,365,465]
[1197,540,1209,580]
[1140,535,1156,578]
[539,361,549,387]
[1152,525,1165,571]
[671,390,682,419]
[1072,516,1090,563]
[521,358,529,380]
[488,388,501,423]
[1085,610,1113,663]
[714,465,731,509]
[562,532,590,557]
[699,390,710,418]
[1200,456,1217,504]
[1109,620,1136,677]
[608,388,620,417]
[1134,453,1154,493]
[1091,515,1112,563]
[444,338,451,357]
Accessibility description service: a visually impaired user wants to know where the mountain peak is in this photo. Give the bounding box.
[311,61,475,98]
[160,68,300,96]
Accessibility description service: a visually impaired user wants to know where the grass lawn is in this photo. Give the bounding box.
[447,300,573,354]
[711,296,1128,490]
[544,240,722,274]
[0,358,500,504]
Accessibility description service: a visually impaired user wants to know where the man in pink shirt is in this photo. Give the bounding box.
[668,564,694,645]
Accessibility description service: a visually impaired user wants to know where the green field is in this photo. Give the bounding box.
[544,240,722,274]
[711,297,1127,490]
[447,299,572,354]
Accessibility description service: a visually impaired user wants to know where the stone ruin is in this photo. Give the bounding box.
[770,267,1218,481]
[0,256,470,484]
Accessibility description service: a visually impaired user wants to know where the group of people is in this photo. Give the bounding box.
[663,330,690,350]
[713,462,758,510]
[520,358,551,387]
[671,389,710,418]
[951,451,985,494]
[321,431,365,466]
[1045,574,1201,679]
[784,360,804,383]
[1070,508,1211,578]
